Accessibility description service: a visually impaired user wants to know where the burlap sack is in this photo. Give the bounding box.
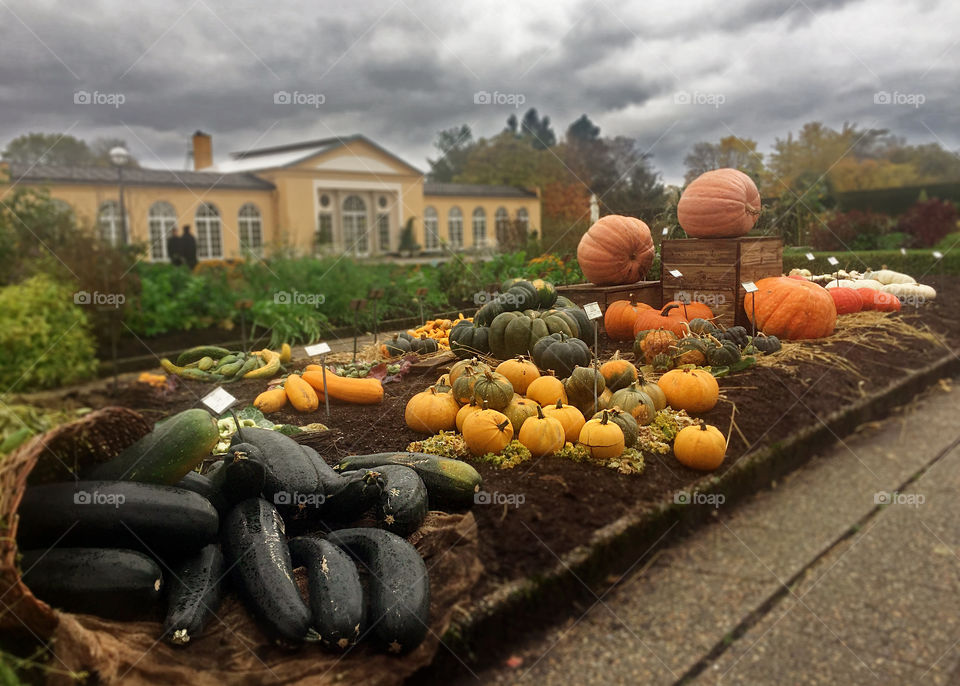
[0,408,482,685]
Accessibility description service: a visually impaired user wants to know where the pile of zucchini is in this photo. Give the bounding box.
[159,345,285,383]
[16,408,483,654]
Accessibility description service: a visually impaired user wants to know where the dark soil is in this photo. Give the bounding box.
[45,276,960,602]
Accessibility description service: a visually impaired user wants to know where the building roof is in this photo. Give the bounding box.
[210,134,424,175]
[423,182,538,198]
[6,163,274,190]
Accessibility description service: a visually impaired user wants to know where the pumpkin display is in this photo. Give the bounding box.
[632,304,690,338]
[750,335,782,355]
[543,400,586,443]
[672,338,708,367]
[608,382,656,425]
[634,329,679,365]
[563,366,606,408]
[489,310,578,360]
[829,287,863,315]
[600,351,638,392]
[472,372,514,411]
[677,168,761,238]
[405,387,460,433]
[604,300,653,341]
[525,374,568,407]
[384,332,440,357]
[531,332,592,378]
[578,411,625,459]
[449,358,490,387]
[657,368,719,413]
[462,408,514,456]
[592,407,638,447]
[745,277,837,340]
[637,372,667,411]
[448,320,491,359]
[495,356,540,394]
[662,300,714,322]
[452,369,485,405]
[456,400,483,432]
[576,215,655,286]
[502,396,541,432]
[705,340,741,367]
[687,317,719,335]
[673,422,727,471]
[517,406,566,457]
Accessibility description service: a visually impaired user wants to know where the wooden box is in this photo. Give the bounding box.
[660,237,782,328]
[556,280,661,332]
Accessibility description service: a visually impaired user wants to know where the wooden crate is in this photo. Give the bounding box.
[556,280,661,331]
[660,237,782,328]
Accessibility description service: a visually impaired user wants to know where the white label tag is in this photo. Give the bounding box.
[742,281,758,293]
[668,269,683,278]
[900,247,907,255]
[584,302,603,320]
[933,251,944,259]
[202,387,236,415]
[805,252,815,261]
[827,256,839,266]
[304,342,331,356]
[662,227,669,236]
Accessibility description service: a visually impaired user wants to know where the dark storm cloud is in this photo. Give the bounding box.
[0,0,956,183]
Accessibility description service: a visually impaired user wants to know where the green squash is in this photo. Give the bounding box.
[636,373,667,411]
[530,278,558,309]
[489,311,576,360]
[448,320,490,359]
[673,338,708,366]
[474,299,505,326]
[687,318,719,335]
[560,306,591,341]
[706,340,742,367]
[563,366,605,408]
[608,382,656,425]
[592,407,638,447]
[751,335,782,355]
[531,333,592,378]
[472,372,514,411]
[554,295,577,308]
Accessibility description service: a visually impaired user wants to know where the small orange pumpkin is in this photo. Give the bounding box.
[661,300,714,322]
[542,399,585,443]
[632,304,690,338]
[495,356,540,394]
[578,410,625,459]
[517,406,566,457]
[600,351,639,392]
[746,277,837,340]
[603,301,654,341]
[673,422,726,470]
[455,399,482,432]
[657,368,719,413]
[462,408,514,456]
[404,386,460,433]
[525,374,568,407]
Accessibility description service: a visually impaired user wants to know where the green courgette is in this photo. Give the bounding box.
[176,471,227,513]
[206,445,268,510]
[177,346,232,366]
[335,453,481,509]
[86,409,219,484]
[320,470,385,522]
[326,527,430,654]
[373,465,428,537]
[300,444,345,493]
[163,544,226,646]
[20,548,163,620]
[230,428,321,505]
[17,481,219,553]
[288,537,363,650]
[222,498,312,646]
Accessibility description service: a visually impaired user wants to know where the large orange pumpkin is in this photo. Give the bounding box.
[603,300,653,341]
[745,277,837,340]
[631,304,690,337]
[829,288,863,315]
[577,215,655,286]
[661,300,714,321]
[677,168,761,238]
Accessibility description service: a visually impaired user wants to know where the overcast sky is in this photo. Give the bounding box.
[1,0,956,184]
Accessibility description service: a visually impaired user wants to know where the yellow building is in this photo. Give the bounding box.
[1,132,541,261]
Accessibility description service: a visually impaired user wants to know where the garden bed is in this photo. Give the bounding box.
[40,275,960,605]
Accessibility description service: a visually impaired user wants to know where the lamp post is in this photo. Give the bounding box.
[109,146,130,245]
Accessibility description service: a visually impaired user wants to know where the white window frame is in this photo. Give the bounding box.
[238,203,263,256]
[97,200,126,246]
[423,206,439,251]
[342,195,369,256]
[315,212,334,256]
[472,207,487,247]
[147,201,176,261]
[195,202,223,260]
[448,207,463,250]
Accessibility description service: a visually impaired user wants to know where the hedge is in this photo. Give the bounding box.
[782,250,959,278]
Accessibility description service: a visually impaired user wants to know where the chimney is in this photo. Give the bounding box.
[192,131,212,170]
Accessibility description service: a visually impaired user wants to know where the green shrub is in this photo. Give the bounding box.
[0,275,98,391]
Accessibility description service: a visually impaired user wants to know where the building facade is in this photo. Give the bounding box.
[0,132,541,261]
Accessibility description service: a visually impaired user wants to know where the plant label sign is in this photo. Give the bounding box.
[584,302,603,320]
[742,281,759,293]
[827,256,839,266]
[305,342,332,357]
[662,227,669,236]
[901,247,907,255]
[668,269,683,278]
[933,251,944,260]
[202,387,236,415]
[805,252,815,261]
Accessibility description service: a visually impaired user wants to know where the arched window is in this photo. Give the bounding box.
[448,207,463,249]
[148,201,176,261]
[494,207,509,244]
[195,203,222,259]
[517,208,530,232]
[238,203,263,256]
[472,207,486,247]
[342,195,368,256]
[423,207,439,251]
[97,201,126,245]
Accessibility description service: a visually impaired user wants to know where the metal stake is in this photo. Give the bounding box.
[321,354,330,419]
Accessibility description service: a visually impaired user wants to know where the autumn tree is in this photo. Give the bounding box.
[683,136,765,184]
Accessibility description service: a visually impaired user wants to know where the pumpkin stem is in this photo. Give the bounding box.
[482,400,490,410]
[661,303,680,317]
[699,421,707,431]
[536,405,546,419]
[497,419,510,431]
[555,399,563,409]
[600,410,609,425]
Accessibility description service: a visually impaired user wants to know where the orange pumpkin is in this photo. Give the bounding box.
[677,168,762,238]
[599,351,638,391]
[673,422,726,471]
[576,215,655,286]
[661,300,714,321]
[632,304,690,337]
[871,291,902,313]
[525,374,567,407]
[829,288,863,315]
[495,356,540,395]
[462,408,514,456]
[745,277,837,340]
[657,368,719,413]
[542,399,585,443]
[603,300,653,341]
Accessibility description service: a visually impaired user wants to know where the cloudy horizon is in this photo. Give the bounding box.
[1,0,956,185]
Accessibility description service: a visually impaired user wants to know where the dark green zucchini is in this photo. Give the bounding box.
[207,447,268,510]
[334,453,481,509]
[86,409,220,484]
[17,481,219,553]
[320,470,385,523]
[20,548,163,620]
[163,544,225,646]
[230,428,321,503]
[300,444,346,493]
[221,498,312,646]
[175,471,227,513]
[373,465,428,537]
[326,528,430,654]
[288,537,364,650]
